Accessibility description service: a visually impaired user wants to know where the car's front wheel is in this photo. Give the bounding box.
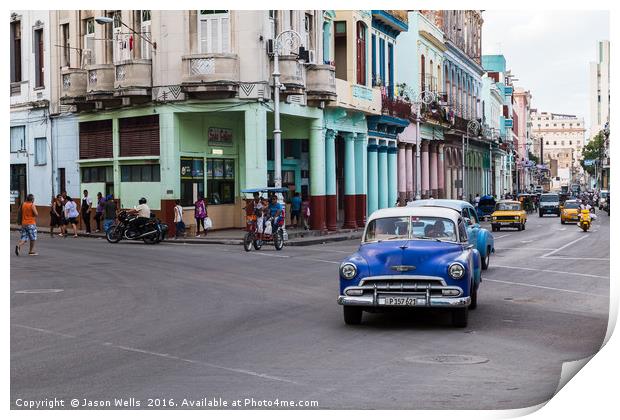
[469,283,479,310]
[481,246,490,270]
[343,306,363,325]
[451,307,469,328]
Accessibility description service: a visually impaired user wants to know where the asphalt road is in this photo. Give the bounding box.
[11,210,610,410]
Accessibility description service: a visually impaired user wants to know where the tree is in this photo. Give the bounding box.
[579,131,605,176]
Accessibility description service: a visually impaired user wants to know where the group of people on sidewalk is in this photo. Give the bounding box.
[14,190,118,256]
[49,190,117,238]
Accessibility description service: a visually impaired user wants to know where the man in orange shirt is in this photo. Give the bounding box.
[15,194,39,256]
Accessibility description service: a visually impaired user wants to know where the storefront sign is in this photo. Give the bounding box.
[208,127,233,146]
[212,148,224,155]
[504,119,513,128]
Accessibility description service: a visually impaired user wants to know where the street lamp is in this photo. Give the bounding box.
[95,15,157,50]
[271,29,303,188]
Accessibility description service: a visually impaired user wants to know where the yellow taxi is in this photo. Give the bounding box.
[560,200,581,224]
[490,200,527,232]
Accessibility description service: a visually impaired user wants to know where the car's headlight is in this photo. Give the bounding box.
[448,263,465,279]
[340,263,357,280]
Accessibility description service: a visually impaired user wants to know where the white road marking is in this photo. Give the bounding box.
[541,256,610,261]
[520,240,534,244]
[492,264,608,279]
[540,235,588,258]
[13,324,76,338]
[298,247,352,254]
[493,234,511,239]
[252,252,290,258]
[13,324,299,385]
[299,258,341,265]
[499,247,555,251]
[484,278,607,298]
[558,228,567,231]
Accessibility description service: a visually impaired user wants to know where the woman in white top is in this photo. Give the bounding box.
[173,199,185,239]
[63,197,80,238]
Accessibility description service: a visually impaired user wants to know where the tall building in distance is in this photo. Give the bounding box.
[588,39,610,189]
[589,40,609,138]
[530,110,586,189]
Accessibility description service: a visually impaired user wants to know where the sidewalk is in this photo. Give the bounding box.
[9,225,363,247]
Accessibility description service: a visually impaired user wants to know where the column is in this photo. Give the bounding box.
[367,143,379,216]
[438,144,445,198]
[243,107,268,189]
[405,144,413,200]
[309,119,326,230]
[411,145,417,198]
[354,133,367,227]
[343,132,357,229]
[378,143,388,209]
[421,140,430,198]
[429,142,438,198]
[397,143,407,204]
[387,143,398,207]
[445,158,452,199]
[325,129,337,231]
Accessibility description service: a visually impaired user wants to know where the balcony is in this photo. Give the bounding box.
[85,64,118,108]
[367,94,411,139]
[305,64,336,104]
[276,55,305,95]
[114,59,152,101]
[332,79,381,114]
[381,94,413,121]
[181,53,240,98]
[60,68,87,105]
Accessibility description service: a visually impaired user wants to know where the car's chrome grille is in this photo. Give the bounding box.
[359,276,446,291]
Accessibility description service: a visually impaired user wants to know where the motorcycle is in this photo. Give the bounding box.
[106,210,166,244]
[578,209,591,232]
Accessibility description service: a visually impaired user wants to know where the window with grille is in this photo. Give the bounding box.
[10,20,22,82]
[356,22,366,85]
[34,28,44,87]
[140,10,152,59]
[61,23,70,67]
[10,126,26,152]
[268,10,277,39]
[304,13,314,50]
[83,18,96,65]
[35,138,47,165]
[199,10,230,53]
[121,164,161,182]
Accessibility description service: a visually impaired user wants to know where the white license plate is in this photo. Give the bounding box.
[378,295,419,306]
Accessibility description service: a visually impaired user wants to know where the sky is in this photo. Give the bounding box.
[482,10,609,135]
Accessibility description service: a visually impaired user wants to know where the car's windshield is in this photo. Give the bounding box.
[364,216,457,242]
[496,203,520,211]
[541,195,559,202]
[564,202,580,209]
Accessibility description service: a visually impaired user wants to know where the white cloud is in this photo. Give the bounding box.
[482,10,609,130]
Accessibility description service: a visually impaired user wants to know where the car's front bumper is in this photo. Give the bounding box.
[338,295,471,308]
[540,207,559,213]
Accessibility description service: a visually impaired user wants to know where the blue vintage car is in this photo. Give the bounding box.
[408,199,495,270]
[338,206,481,327]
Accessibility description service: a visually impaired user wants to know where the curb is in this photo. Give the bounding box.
[10,227,361,247]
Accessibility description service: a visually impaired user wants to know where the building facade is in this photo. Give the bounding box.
[512,87,534,191]
[589,40,610,189]
[49,10,339,232]
[530,111,586,189]
[10,11,55,221]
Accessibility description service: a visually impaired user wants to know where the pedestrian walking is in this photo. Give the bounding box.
[301,196,311,230]
[194,195,207,237]
[15,194,39,256]
[64,197,79,238]
[94,192,104,233]
[474,194,481,208]
[50,194,65,237]
[81,189,92,234]
[103,195,117,233]
[290,192,302,228]
[173,199,186,239]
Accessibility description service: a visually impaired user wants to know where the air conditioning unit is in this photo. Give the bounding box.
[307,49,316,64]
[266,39,275,56]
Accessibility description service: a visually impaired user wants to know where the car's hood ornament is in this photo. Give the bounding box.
[391,265,416,272]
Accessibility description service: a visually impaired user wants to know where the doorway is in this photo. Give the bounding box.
[10,164,27,205]
[335,135,345,225]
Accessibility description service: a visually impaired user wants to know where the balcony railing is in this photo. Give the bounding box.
[381,93,412,121]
